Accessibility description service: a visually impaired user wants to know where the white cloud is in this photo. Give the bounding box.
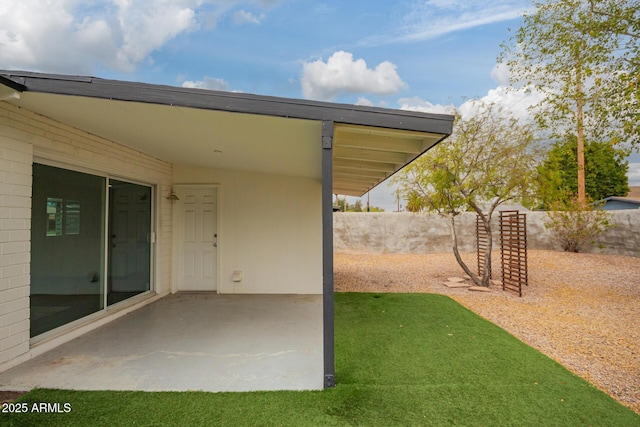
[313,4,336,15]
[0,0,201,73]
[114,1,198,72]
[398,0,531,43]
[355,97,374,107]
[0,1,111,73]
[301,51,407,101]
[490,62,511,86]
[0,0,274,74]
[357,1,530,47]
[181,76,230,91]
[400,86,541,123]
[398,96,455,115]
[400,63,543,123]
[466,86,543,123]
[628,161,640,186]
[232,10,263,25]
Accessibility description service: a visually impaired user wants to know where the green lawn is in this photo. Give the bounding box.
[2,293,638,426]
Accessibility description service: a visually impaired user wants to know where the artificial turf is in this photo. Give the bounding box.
[1,293,638,426]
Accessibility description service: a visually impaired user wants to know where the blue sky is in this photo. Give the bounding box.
[1,0,637,210]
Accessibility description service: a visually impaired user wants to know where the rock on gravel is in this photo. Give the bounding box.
[334,250,640,414]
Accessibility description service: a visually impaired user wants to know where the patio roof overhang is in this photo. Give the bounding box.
[0,70,454,389]
[0,70,453,197]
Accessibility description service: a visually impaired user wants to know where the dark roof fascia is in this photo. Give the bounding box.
[0,70,454,135]
[0,74,26,92]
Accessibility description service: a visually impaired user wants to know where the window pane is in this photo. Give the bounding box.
[65,201,81,235]
[46,198,63,236]
[31,164,105,337]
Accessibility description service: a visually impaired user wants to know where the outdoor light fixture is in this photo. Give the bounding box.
[167,188,180,202]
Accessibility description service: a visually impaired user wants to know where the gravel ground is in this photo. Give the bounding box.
[335,250,640,414]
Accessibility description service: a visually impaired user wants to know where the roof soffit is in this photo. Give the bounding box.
[1,71,453,192]
[332,124,447,196]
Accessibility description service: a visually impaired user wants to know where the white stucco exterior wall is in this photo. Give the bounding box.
[0,101,173,367]
[173,164,322,294]
[0,126,32,367]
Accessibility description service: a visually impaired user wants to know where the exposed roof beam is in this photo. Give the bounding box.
[333,158,398,173]
[334,173,383,183]
[335,134,425,154]
[333,190,365,197]
[338,136,424,152]
[334,147,409,165]
[335,123,443,140]
[333,168,389,179]
[336,178,379,188]
[333,185,371,196]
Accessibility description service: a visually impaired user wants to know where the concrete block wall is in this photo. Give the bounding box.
[0,101,173,366]
[334,211,640,257]
[0,131,32,366]
[334,212,475,254]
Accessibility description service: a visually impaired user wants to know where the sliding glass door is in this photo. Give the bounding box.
[30,164,106,337]
[107,180,151,305]
[30,164,153,338]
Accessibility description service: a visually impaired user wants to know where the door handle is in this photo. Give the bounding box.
[214,233,217,247]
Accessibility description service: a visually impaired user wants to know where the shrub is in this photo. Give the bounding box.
[544,198,614,252]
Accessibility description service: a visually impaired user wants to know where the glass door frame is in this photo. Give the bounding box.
[30,159,157,341]
[104,177,156,309]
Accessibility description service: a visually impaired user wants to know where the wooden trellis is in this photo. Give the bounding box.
[475,215,491,279]
[499,210,528,297]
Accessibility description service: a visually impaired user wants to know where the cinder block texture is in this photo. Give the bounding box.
[334,211,640,257]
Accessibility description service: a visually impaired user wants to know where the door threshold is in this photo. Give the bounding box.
[176,290,219,294]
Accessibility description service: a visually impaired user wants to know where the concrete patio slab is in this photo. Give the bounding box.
[0,294,323,393]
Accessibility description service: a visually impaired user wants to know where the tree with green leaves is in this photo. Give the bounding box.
[392,102,539,287]
[500,0,639,205]
[334,197,384,212]
[537,136,629,208]
[586,0,639,145]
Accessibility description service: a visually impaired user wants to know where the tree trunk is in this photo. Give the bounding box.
[446,214,482,286]
[576,57,587,205]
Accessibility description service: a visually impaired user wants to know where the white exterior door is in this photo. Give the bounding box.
[176,186,218,292]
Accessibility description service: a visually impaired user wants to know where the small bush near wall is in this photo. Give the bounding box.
[544,200,614,253]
